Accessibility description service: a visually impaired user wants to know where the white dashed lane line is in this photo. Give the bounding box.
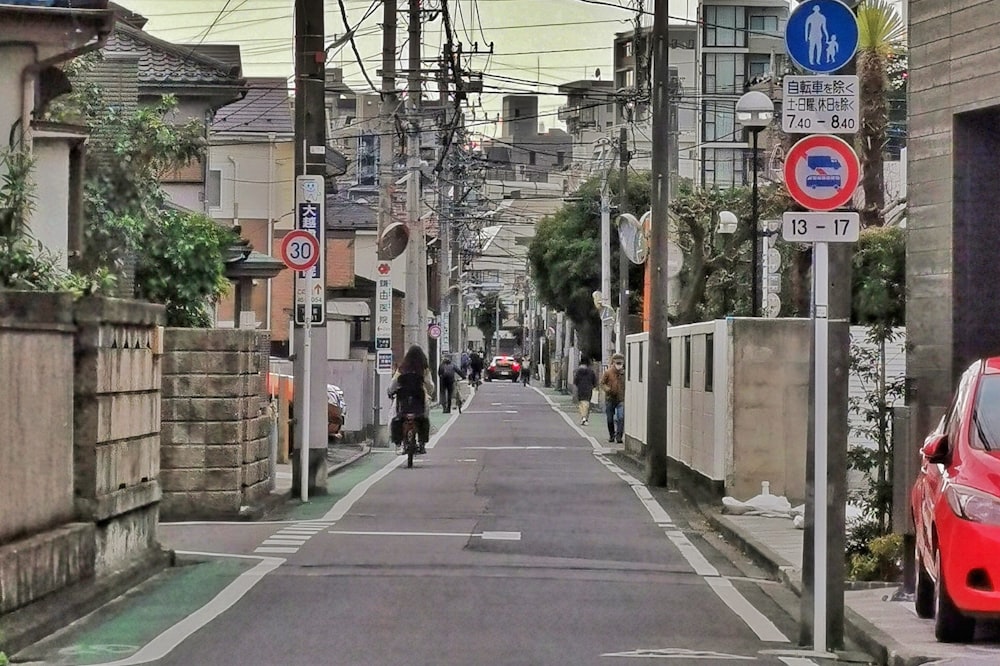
[253,521,335,556]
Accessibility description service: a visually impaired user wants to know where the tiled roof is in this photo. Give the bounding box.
[212,77,292,134]
[326,197,376,230]
[188,44,242,70]
[104,21,242,87]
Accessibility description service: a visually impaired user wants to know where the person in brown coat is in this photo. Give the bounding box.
[600,352,626,443]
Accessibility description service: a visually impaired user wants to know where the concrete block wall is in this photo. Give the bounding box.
[74,297,166,576]
[0,292,77,544]
[160,329,271,520]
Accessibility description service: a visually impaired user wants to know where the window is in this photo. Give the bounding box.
[529,151,537,166]
[206,169,222,208]
[702,148,747,189]
[749,55,771,81]
[683,337,692,388]
[557,151,565,167]
[749,15,779,34]
[703,54,746,95]
[971,375,1000,450]
[703,6,746,48]
[702,100,737,142]
[705,333,714,392]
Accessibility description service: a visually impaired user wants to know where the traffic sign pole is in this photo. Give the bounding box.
[783,0,860,654]
[301,269,311,503]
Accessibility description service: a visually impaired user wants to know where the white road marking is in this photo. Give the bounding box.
[261,539,309,546]
[461,445,570,450]
[254,547,299,554]
[532,385,794,646]
[320,411,460,523]
[82,553,283,666]
[327,530,522,541]
[600,648,754,659]
[480,531,521,540]
[462,410,519,414]
[778,658,823,666]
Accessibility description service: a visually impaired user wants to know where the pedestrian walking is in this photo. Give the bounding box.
[572,356,598,425]
[438,356,460,413]
[600,352,626,443]
[520,357,531,386]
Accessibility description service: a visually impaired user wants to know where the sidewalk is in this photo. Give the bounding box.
[531,383,1000,666]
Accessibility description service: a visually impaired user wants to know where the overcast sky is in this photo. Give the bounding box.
[118,1,903,138]
[118,0,702,138]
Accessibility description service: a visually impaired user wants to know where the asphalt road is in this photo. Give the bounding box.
[19,382,843,666]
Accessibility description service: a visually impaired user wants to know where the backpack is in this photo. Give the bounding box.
[440,363,456,382]
[394,372,426,414]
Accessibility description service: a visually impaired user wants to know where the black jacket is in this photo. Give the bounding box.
[573,365,597,398]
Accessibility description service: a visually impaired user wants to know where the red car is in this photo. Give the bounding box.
[911,357,1000,642]
[485,355,521,382]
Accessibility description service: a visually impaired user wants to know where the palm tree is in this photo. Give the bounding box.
[856,0,906,228]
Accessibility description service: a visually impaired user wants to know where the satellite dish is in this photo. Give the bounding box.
[378,221,409,260]
[594,68,601,80]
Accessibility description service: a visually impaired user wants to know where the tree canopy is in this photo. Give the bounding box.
[528,171,650,354]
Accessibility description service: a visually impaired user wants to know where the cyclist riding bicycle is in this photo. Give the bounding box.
[468,350,484,386]
[387,345,435,455]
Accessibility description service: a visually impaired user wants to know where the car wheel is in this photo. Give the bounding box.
[914,541,935,619]
[934,546,975,642]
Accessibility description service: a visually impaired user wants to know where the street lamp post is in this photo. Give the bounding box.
[735,91,774,317]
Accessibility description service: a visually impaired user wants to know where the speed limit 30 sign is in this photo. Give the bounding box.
[280,230,320,271]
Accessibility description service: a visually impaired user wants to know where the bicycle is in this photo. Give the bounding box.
[401,414,418,468]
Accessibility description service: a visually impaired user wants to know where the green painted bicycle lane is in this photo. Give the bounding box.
[14,407,457,666]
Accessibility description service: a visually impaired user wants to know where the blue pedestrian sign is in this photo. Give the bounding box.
[784,0,858,74]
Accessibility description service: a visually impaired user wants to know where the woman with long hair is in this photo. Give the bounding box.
[387,345,435,454]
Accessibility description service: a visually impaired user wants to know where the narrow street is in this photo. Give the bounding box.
[20,383,837,666]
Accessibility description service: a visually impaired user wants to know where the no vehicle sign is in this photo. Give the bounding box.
[784,134,860,211]
[280,230,320,271]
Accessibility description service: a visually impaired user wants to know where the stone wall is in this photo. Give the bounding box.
[74,297,165,576]
[160,329,271,520]
[0,292,77,543]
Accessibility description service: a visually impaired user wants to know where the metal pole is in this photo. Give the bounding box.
[618,125,630,352]
[645,0,669,486]
[751,129,760,317]
[301,269,312,502]
[812,241,829,652]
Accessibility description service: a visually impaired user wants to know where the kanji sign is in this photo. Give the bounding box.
[375,262,393,374]
[783,134,860,211]
[782,75,858,134]
[294,175,325,325]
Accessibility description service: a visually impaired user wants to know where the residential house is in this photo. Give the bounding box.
[206,77,295,340]
[1,1,115,267]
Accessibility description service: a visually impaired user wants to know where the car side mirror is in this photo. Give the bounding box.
[921,434,950,464]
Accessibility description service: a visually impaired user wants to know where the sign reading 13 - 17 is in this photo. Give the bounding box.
[784,0,858,74]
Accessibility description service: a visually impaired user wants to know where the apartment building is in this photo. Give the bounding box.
[696,0,788,188]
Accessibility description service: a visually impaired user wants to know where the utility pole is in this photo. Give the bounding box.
[292,0,327,496]
[645,0,669,487]
[618,125,630,353]
[599,139,614,370]
[373,0,397,448]
[404,0,427,353]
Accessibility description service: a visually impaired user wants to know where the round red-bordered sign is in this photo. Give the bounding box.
[279,230,320,271]
[784,134,860,211]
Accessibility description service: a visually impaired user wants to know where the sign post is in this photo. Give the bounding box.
[784,0,860,654]
[281,228,320,503]
[375,262,394,374]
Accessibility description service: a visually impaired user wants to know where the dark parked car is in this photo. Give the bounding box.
[911,357,1000,642]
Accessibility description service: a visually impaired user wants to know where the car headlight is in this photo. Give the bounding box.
[945,484,1000,525]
